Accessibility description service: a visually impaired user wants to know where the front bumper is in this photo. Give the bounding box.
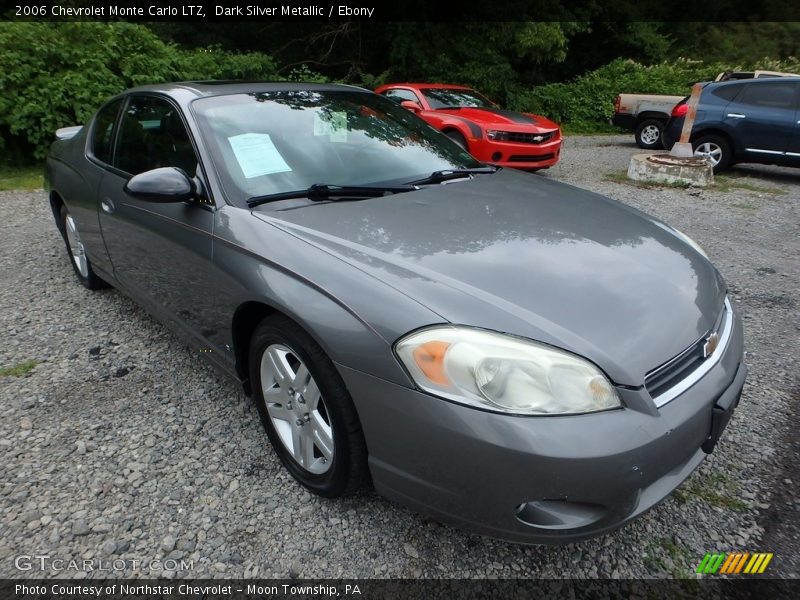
[338,308,745,544]
[474,138,562,170]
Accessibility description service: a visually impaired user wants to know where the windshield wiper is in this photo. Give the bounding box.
[247,183,417,208]
[407,166,500,186]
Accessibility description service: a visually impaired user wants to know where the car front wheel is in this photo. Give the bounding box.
[635,119,664,150]
[60,205,107,290]
[693,134,732,173]
[249,315,368,497]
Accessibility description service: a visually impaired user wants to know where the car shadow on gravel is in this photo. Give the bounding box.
[758,387,800,577]
[725,165,800,184]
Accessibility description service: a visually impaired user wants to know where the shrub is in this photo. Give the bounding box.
[0,23,279,162]
[511,57,800,131]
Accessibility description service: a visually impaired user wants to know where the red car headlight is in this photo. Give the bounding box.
[487,130,510,141]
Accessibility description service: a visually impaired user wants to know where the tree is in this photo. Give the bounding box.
[0,22,278,161]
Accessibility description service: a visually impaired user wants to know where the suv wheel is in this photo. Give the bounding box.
[693,135,731,173]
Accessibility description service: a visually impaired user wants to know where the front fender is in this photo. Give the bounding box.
[212,206,445,387]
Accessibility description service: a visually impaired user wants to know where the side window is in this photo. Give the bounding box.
[115,96,198,176]
[382,88,421,105]
[90,98,123,164]
[710,85,742,102]
[735,83,797,109]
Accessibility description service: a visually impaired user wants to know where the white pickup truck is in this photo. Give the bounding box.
[612,70,799,149]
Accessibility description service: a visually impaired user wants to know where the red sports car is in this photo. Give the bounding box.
[374,83,562,170]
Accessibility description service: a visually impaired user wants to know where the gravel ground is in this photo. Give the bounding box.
[0,135,798,580]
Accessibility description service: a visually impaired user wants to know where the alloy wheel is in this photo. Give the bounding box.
[639,124,660,145]
[259,344,334,474]
[64,213,89,277]
[694,142,723,167]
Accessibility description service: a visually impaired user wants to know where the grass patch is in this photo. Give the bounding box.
[562,123,622,136]
[642,537,695,578]
[603,170,787,198]
[673,472,748,511]
[714,174,787,196]
[603,171,691,189]
[0,359,39,377]
[0,165,43,191]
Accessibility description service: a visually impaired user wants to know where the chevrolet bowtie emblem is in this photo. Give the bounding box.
[703,332,720,358]
[533,135,544,142]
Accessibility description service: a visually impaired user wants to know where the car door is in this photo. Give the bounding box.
[724,81,797,156]
[67,97,125,278]
[97,93,221,347]
[785,85,800,165]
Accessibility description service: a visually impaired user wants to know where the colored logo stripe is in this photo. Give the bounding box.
[697,553,726,574]
[698,552,773,574]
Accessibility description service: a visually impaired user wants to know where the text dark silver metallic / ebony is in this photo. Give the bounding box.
[44,82,746,544]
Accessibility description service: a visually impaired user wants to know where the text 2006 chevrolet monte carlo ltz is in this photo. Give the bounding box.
[44,82,746,544]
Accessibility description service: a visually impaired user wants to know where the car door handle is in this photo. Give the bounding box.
[101,197,115,214]
[726,113,746,119]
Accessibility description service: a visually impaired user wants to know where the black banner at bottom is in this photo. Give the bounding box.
[2,579,799,600]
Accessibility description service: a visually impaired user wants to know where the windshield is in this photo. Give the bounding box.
[421,88,496,109]
[191,90,481,204]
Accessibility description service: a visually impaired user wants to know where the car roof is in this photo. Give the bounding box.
[709,76,800,89]
[125,81,370,98]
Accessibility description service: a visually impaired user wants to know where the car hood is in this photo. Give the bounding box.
[254,169,726,385]
[435,107,558,131]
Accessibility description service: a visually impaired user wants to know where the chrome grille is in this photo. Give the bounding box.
[646,298,732,407]
[499,131,556,144]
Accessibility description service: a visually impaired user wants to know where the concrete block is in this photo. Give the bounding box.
[627,153,713,187]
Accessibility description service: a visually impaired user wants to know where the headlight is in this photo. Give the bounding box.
[395,327,621,415]
[486,130,509,141]
[672,228,709,259]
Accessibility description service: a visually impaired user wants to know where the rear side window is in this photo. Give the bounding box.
[710,85,742,102]
[90,98,123,164]
[735,82,797,109]
[382,88,421,105]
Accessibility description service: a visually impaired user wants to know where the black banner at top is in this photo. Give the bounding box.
[4,0,800,22]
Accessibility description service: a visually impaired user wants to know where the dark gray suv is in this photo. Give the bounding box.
[663,77,800,172]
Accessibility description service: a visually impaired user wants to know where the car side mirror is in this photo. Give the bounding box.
[124,167,196,203]
[400,100,422,113]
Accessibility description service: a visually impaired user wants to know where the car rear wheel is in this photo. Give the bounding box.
[60,205,107,290]
[693,135,731,173]
[445,130,468,151]
[635,119,664,150]
[249,315,368,497]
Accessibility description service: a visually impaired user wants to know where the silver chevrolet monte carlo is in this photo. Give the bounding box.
[45,82,746,544]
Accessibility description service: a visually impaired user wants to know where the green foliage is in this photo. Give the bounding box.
[667,22,800,64]
[284,64,329,83]
[513,57,800,129]
[386,22,589,104]
[0,23,278,161]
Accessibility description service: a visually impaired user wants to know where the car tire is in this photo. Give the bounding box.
[635,119,664,150]
[249,314,368,498]
[692,134,732,173]
[60,205,107,290]
[445,130,468,151]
